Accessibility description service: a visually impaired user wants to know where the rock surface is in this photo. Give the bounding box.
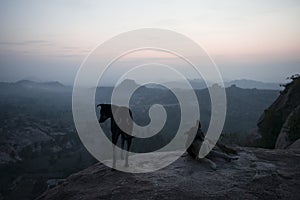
[275,105,300,149]
[38,148,300,200]
[257,76,300,148]
[288,138,300,149]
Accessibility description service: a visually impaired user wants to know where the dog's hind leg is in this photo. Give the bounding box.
[120,135,125,160]
[124,138,132,167]
[112,133,120,170]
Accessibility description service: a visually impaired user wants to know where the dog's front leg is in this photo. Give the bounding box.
[112,143,116,169]
[111,133,119,170]
[124,139,132,167]
[120,136,125,160]
[209,150,238,162]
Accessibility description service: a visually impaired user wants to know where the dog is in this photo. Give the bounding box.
[185,120,238,170]
[97,104,134,168]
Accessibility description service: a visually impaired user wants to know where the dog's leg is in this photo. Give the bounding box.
[209,150,238,162]
[124,138,132,167]
[112,133,119,170]
[216,142,237,155]
[112,143,116,170]
[120,135,125,160]
[201,158,217,170]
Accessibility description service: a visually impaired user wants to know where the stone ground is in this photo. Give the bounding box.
[37,147,300,200]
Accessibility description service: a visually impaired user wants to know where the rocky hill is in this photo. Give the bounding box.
[255,75,300,148]
[37,148,300,200]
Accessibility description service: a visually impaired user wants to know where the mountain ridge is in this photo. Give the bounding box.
[0,78,282,90]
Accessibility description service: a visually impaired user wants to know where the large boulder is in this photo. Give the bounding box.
[275,105,300,149]
[288,138,300,149]
[37,148,300,200]
[256,75,300,148]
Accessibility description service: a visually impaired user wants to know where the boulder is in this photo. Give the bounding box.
[288,138,300,149]
[276,105,300,149]
[37,148,300,200]
[256,76,300,148]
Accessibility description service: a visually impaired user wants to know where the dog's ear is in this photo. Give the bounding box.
[97,104,112,113]
[196,120,202,129]
[96,103,103,108]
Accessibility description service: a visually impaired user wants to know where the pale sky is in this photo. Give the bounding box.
[0,0,299,84]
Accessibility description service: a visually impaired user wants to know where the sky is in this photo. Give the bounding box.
[0,0,299,85]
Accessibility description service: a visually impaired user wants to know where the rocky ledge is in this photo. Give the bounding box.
[37,147,300,200]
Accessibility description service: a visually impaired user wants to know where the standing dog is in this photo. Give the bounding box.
[97,104,134,168]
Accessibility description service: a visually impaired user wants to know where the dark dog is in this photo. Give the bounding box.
[97,104,134,168]
[185,120,238,170]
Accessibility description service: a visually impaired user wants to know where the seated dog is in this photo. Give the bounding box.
[185,120,238,170]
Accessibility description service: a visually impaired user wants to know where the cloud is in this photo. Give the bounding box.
[0,40,52,46]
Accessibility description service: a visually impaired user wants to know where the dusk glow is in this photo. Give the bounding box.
[0,0,299,83]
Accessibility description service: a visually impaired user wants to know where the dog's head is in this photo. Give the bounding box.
[97,104,112,123]
[185,120,201,135]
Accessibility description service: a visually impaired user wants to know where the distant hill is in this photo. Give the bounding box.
[15,79,65,88]
[150,79,281,90]
[225,79,281,90]
[95,81,279,134]
[0,79,280,199]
